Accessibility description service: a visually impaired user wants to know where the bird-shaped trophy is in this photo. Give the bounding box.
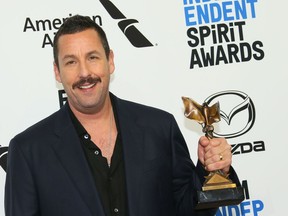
[182,97,244,209]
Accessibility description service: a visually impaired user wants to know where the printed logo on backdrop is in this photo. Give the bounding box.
[205,90,255,139]
[217,180,264,216]
[182,0,265,69]
[58,90,67,108]
[0,146,8,172]
[204,90,265,155]
[23,14,103,48]
[99,0,153,48]
[22,0,153,48]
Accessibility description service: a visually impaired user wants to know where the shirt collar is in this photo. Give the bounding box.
[67,94,120,138]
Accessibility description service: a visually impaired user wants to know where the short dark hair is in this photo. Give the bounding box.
[53,15,110,67]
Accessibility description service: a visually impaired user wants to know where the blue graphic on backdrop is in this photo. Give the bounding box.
[182,0,265,69]
[217,180,264,216]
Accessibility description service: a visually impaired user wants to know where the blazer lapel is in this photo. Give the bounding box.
[51,105,105,216]
[114,96,145,216]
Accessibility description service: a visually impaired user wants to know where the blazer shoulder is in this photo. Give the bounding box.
[112,94,177,128]
[11,105,69,144]
[117,96,173,117]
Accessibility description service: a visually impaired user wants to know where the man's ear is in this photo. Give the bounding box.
[53,62,62,83]
[108,50,115,75]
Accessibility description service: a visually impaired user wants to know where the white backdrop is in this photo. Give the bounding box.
[0,0,287,215]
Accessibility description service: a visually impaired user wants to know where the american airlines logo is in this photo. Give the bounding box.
[23,0,153,48]
[99,0,153,48]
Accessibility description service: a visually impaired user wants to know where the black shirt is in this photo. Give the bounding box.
[68,102,128,216]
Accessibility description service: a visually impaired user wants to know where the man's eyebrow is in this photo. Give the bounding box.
[86,50,101,56]
[62,54,76,61]
[61,50,102,61]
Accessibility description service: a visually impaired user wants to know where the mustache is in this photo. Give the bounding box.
[72,76,102,89]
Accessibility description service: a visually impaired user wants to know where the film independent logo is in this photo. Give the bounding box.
[204,90,256,139]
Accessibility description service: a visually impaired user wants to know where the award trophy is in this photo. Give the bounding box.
[182,97,244,209]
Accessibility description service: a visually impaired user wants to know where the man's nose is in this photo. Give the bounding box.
[78,62,91,77]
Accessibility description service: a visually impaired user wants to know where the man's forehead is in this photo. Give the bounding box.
[58,29,99,42]
[58,30,103,52]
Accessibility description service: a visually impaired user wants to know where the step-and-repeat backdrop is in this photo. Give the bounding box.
[0,0,287,215]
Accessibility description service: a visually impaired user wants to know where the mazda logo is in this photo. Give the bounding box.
[205,90,256,139]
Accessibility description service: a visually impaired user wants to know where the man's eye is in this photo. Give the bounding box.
[65,60,75,65]
[89,56,98,61]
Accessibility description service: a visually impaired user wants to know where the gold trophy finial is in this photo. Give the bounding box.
[182,97,220,139]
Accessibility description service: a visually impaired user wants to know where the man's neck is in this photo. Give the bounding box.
[68,96,112,125]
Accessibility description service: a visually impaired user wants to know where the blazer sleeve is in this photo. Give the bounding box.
[5,138,40,216]
[170,115,218,216]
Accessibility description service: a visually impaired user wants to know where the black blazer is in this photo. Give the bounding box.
[5,93,238,216]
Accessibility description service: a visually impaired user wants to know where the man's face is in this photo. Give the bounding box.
[54,29,115,114]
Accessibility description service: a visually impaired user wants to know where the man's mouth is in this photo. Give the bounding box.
[72,76,101,89]
[79,83,96,89]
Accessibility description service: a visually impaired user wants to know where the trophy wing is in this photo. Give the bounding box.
[182,97,205,124]
[207,102,221,125]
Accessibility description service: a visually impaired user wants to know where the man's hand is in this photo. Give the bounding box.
[198,136,232,175]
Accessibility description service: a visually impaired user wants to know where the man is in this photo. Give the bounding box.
[5,15,240,216]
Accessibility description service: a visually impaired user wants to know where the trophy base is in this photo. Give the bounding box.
[195,187,245,210]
